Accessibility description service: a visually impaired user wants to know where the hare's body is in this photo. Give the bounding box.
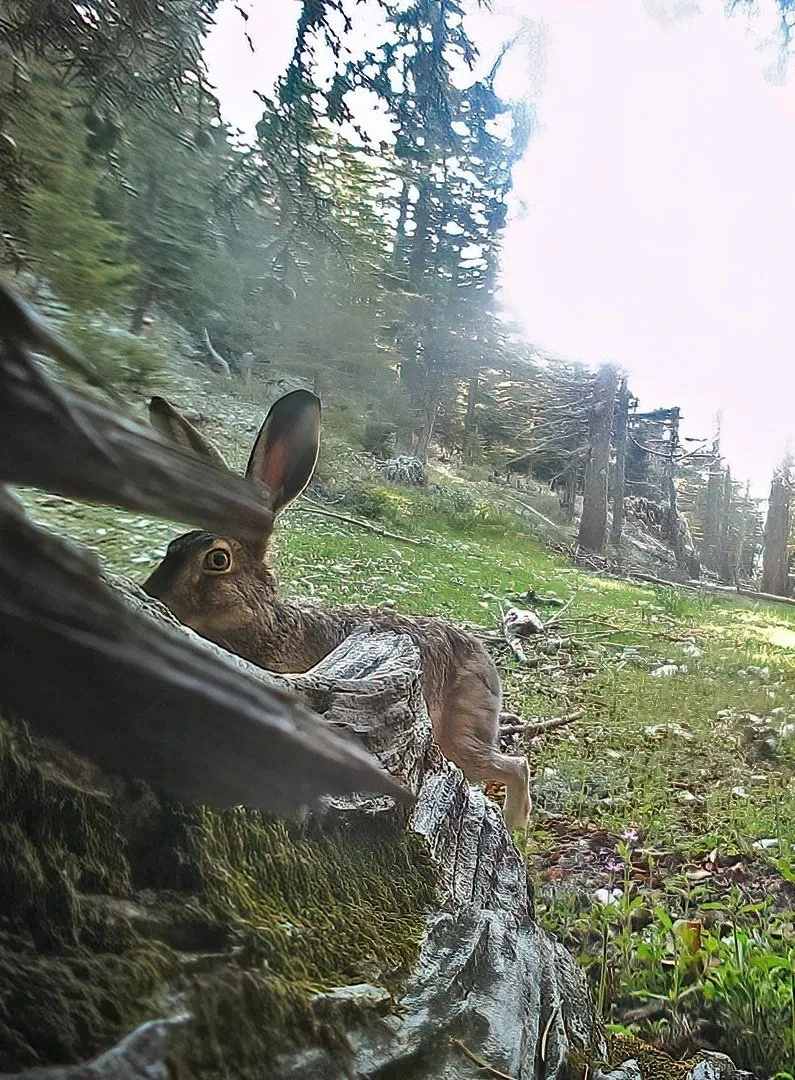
[144,394,531,829]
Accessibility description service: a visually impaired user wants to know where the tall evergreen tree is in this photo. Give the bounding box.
[346,0,530,458]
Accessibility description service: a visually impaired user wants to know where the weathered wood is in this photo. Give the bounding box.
[761,473,791,597]
[609,375,630,546]
[292,502,425,545]
[500,491,561,530]
[2,574,607,1080]
[0,338,272,546]
[685,578,795,608]
[0,279,118,397]
[578,364,619,553]
[629,571,700,591]
[0,1018,188,1080]
[202,327,231,376]
[0,489,407,814]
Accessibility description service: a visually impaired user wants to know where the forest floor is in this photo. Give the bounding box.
[16,366,795,1078]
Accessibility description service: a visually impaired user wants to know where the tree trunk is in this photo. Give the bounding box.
[762,474,791,596]
[392,180,410,267]
[0,577,606,1080]
[660,409,701,579]
[609,375,629,546]
[413,388,440,464]
[463,370,479,463]
[561,459,577,521]
[578,364,619,553]
[717,469,738,584]
[408,182,432,288]
[701,465,724,572]
[129,164,161,334]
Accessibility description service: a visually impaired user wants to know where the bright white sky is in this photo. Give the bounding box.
[205,0,795,497]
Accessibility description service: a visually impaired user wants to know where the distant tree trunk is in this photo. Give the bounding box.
[414,386,441,463]
[739,480,760,577]
[578,364,619,553]
[129,163,161,334]
[701,464,723,571]
[762,473,791,596]
[408,183,432,288]
[464,371,479,463]
[660,407,701,578]
[609,375,629,546]
[392,181,410,266]
[717,469,738,584]
[561,462,577,521]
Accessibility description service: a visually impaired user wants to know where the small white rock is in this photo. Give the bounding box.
[594,886,624,906]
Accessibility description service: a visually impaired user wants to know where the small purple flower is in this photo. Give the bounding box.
[604,857,625,874]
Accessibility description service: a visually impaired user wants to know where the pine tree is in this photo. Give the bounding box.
[4,71,137,311]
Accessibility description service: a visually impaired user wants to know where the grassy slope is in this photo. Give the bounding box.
[16,476,795,1075]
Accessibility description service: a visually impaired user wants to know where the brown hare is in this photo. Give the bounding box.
[143,389,531,829]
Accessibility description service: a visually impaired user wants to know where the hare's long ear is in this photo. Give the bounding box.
[149,397,230,471]
[246,389,321,513]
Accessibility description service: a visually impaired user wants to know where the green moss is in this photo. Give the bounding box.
[0,722,174,1069]
[0,720,439,1075]
[0,938,174,1068]
[0,724,130,946]
[164,804,439,1075]
[608,1034,690,1079]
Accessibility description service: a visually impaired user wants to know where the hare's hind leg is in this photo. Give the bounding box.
[496,753,531,830]
[437,659,531,830]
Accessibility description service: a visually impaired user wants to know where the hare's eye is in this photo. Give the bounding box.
[204,548,231,572]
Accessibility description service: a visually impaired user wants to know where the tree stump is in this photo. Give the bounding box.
[1,580,758,1079]
[0,575,602,1078]
[378,455,428,486]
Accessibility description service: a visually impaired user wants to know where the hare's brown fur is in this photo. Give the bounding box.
[143,392,530,829]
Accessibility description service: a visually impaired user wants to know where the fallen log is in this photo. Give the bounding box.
[686,580,795,608]
[627,571,700,592]
[500,490,563,531]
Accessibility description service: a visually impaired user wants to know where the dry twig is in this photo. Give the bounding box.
[451,1039,518,1080]
[501,710,583,737]
[295,500,425,545]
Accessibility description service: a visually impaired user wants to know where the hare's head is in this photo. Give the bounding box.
[143,390,321,641]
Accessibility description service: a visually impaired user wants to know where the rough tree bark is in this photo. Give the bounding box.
[463,370,479,463]
[717,469,739,585]
[0,578,606,1079]
[578,364,619,553]
[700,460,723,572]
[0,494,406,814]
[660,408,701,579]
[609,375,630,546]
[4,581,758,1080]
[761,472,791,596]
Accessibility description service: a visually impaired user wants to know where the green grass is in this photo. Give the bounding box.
[14,474,795,1076]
